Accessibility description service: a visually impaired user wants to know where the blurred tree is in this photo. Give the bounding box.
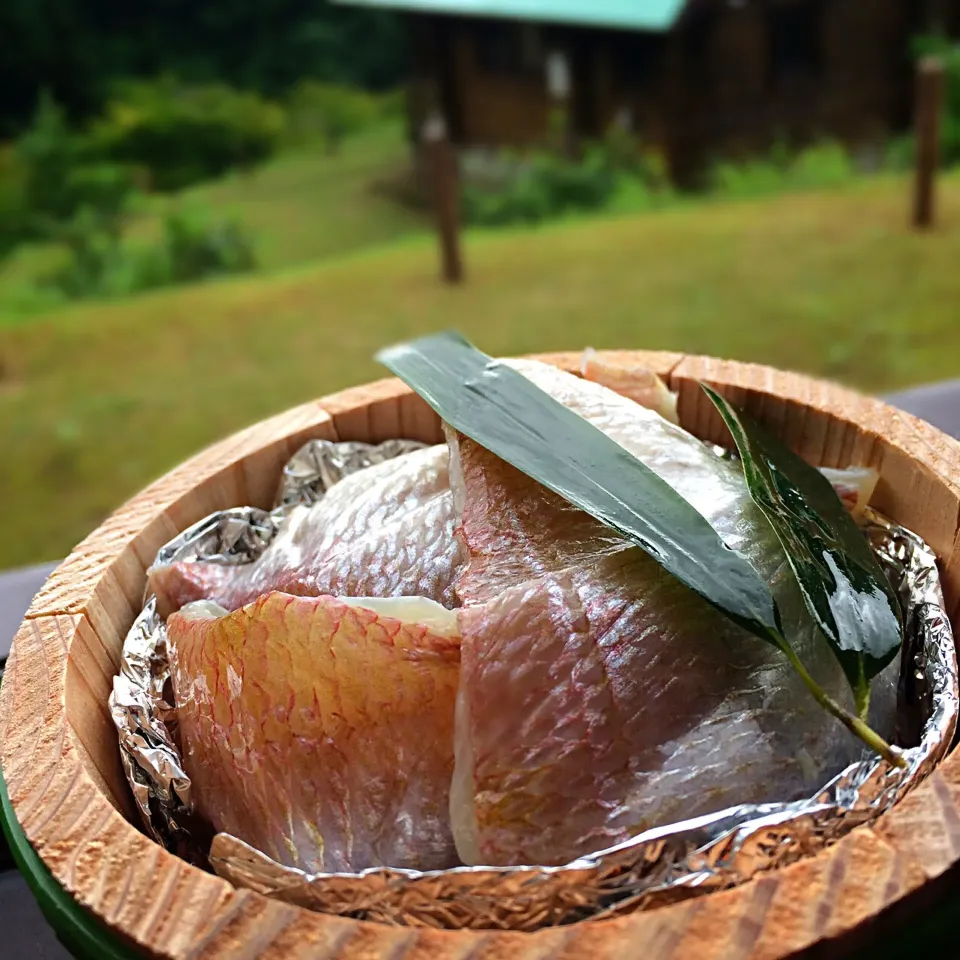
[0,0,406,136]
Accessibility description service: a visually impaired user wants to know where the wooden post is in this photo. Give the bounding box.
[913,57,945,230]
[422,113,463,285]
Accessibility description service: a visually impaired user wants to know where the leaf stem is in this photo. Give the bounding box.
[773,633,905,769]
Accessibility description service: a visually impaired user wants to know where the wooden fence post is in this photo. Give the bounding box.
[913,57,945,230]
[422,113,463,285]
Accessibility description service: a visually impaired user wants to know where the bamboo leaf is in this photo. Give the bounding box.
[702,384,903,716]
[378,332,783,640]
[377,332,902,765]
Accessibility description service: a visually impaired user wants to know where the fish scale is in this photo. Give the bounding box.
[163,357,894,875]
[150,444,461,615]
[448,361,897,868]
[169,592,462,873]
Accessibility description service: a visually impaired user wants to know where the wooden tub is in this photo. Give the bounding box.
[3,351,960,959]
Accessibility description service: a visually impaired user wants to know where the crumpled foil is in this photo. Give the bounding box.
[110,439,959,929]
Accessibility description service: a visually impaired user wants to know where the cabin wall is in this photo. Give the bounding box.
[406,0,928,184]
[703,3,768,153]
[453,21,552,146]
[642,0,915,182]
[407,16,624,151]
[819,0,913,142]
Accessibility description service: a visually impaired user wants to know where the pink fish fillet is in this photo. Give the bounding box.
[150,444,462,617]
[580,349,679,423]
[449,360,895,867]
[169,592,462,873]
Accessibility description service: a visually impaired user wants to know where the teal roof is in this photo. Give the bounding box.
[332,0,687,32]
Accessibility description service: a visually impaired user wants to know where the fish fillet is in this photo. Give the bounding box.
[169,592,461,873]
[580,353,878,516]
[580,349,679,423]
[450,360,896,867]
[151,444,462,617]
[820,467,879,521]
[149,372,694,620]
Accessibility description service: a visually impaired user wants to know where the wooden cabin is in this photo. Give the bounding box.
[337,0,956,183]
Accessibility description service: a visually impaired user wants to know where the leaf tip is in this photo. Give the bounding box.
[375,330,472,370]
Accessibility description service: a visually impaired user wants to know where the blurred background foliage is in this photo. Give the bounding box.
[2,7,960,567]
[0,0,406,137]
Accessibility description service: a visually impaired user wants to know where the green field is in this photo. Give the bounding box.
[2,165,960,569]
[0,123,427,319]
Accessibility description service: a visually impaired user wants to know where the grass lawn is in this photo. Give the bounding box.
[0,122,427,320]
[2,171,960,569]
[146,122,425,272]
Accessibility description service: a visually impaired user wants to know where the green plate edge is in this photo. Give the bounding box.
[0,741,139,959]
[0,665,7,869]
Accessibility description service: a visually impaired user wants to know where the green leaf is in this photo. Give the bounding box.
[702,384,903,716]
[378,331,783,642]
[377,332,902,766]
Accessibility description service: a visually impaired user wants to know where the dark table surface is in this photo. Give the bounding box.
[3,381,960,958]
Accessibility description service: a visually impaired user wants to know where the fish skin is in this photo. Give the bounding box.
[450,361,896,868]
[577,354,880,518]
[150,444,462,617]
[169,592,462,873]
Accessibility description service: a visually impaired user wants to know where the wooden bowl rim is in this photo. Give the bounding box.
[3,350,960,960]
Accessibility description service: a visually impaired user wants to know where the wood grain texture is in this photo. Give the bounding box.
[1,350,959,959]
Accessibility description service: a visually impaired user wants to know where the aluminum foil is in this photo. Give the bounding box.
[110,440,958,930]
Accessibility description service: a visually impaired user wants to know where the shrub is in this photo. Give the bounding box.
[462,147,619,227]
[91,77,286,191]
[785,141,855,189]
[710,140,791,198]
[710,140,854,198]
[12,92,139,235]
[377,88,407,122]
[0,148,30,256]
[44,209,130,299]
[285,81,383,151]
[2,87,268,273]
[459,122,679,228]
[157,207,257,283]
[885,134,915,172]
[601,124,669,190]
[41,204,256,300]
[14,92,90,222]
[536,148,618,210]
[710,156,784,198]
